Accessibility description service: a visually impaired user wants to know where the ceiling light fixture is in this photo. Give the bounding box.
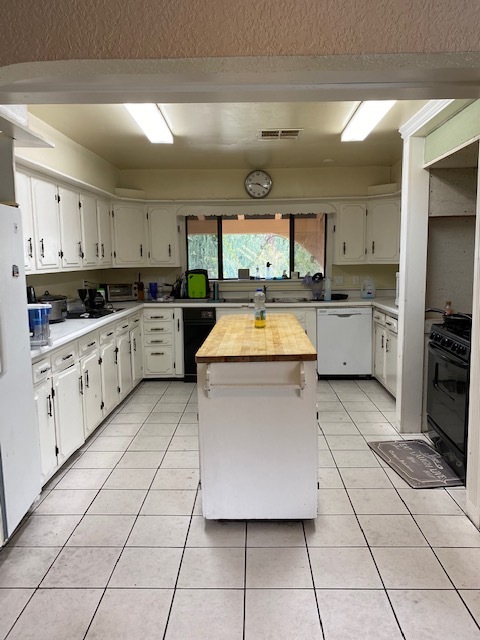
[341,100,396,142]
[124,104,173,144]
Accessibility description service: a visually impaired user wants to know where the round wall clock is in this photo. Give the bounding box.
[244,170,273,199]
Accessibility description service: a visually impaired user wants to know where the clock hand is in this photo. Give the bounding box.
[251,182,265,187]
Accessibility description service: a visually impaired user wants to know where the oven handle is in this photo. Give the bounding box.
[428,343,469,369]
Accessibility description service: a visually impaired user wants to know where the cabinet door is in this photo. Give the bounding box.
[100,337,118,415]
[53,363,84,464]
[130,324,143,386]
[31,177,61,271]
[367,200,400,263]
[81,193,99,268]
[334,203,367,264]
[117,332,133,399]
[81,350,103,437]
[15,171,36,273]
[148,206,178,265]
[385,330,398,397]
[173,309,184,377]
[373,323,386,384]
[113,204,146,266]
[97,200,113,267]
[144,346,173,376]
[58,186,83,269]
[33,379,58,483]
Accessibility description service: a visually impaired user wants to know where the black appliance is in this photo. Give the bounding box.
[183,307,216,382]
[426,316,471,481]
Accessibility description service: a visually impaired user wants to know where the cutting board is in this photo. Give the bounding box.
[187,273,207,298]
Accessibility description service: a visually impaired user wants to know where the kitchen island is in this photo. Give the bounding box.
[195,313,318,520]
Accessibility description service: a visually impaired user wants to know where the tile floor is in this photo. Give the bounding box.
[1,378,480,639]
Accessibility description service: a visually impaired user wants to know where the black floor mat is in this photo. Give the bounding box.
[368,439,464,488]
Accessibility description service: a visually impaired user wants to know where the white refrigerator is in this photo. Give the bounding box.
[0,204,41,544]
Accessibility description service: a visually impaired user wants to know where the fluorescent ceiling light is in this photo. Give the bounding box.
[341,100,396,142]
[124,104,173,144]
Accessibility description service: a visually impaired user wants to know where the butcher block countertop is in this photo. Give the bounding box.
[196,313,317,363]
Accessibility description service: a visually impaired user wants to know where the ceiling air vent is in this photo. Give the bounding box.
[258,129,302,141]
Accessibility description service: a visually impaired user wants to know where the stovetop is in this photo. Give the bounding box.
[67,307,122,319]
[430,322,471,362]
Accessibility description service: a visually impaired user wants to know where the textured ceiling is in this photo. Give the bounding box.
[28,100,427,170]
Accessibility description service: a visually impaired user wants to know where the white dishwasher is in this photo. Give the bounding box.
[317,307,372,375]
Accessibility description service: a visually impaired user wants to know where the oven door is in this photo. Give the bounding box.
[427,342,469,454]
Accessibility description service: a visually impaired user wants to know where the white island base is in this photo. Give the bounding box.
[197,360,318,520]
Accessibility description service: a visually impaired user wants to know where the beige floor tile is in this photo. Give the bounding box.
[161,451,199,468]
[103,468,156,490]
[0,588,34,639]
[136,423,177,437]
[87,436,133,452]
[169,436,199,451]
[151,468,199,490]
[373,547,452,589]
[246,521,305,547]
[318,411,353,424]
[127,435,171,451]
[152,402,187,413]
[54,468,112,490]
[0,547,60,587]
[6,588,102,640]
[126,515,190,547]
[246,547,313,588]
[109,547,183,588]
[116,451,165,469]
[178,547,245,588]
[317,488,354,515]
[9,515,82,547]
[435,548,480,588]
[414,514,480,547]
[388,590,480,640]
[325,435,369,450]
[72,451,124,469]
[187,516,246,547]
[86,588,173,640]
[331,450,381,468]
[165,589,244,640]
[317,589,403,640]
[305,515,366,547]
[66,515,135,547]
[349,411,386,423]
[245,589,322,640]
[98,422,142,437]
[87,489,147,515]
[347,488,409,514]
[175,423,199,436]
[140,489,196,515]
[320,422,360,435]
[41,547,121,588]
[310,547,382,588]
[110,412,150,424]
[355,422,399,436]
[460,591,480,626]
[317,449,336,468]
[318,467,344,488]
[343,400,379,412]
[34,490,98,515]
[339,467,393,489]
[397,488,464,515]
[358,515,428,547]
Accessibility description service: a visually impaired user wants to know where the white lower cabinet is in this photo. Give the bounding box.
[129,314,143,386]
[116,321,133,400]
[33,374,57,483]
[79,334,104,438]
[52,361,84,466]
[143,307,183,377]
[99,329,118,415]
[373,310,398,397]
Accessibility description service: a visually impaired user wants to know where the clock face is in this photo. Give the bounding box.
[245,170,272,199]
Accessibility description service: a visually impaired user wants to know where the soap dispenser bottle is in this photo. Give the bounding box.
[361,277,376,299]
[323,275,332,301]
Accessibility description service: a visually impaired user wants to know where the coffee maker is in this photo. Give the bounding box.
[75,288,107,317]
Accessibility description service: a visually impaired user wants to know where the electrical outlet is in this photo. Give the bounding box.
[353,275,359,285]
[333,276,343,285]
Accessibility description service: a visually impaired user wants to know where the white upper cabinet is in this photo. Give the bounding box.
[147,206,179,266]
[15,171,36,273]
[366,199,400,263]
[80,192,99,268]
[334,198,400,265]
[58,186,82,269]
[113,203,147,266]
[334,203,367,263]
[97,200,113,267]
[31,176,61,271]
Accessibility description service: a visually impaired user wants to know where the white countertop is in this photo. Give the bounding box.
[31,297,398,362]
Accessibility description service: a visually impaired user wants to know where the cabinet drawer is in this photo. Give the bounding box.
[144,308,174,322]
[100,326,116,343]
[373,310,386,325]
[144,322,172,335]
[116,320,130,335]
[129,313,141,327]
[32,357,52,383]
[51,344,78,372]
[144,346,173,375]
[385,315,398,334]
[144,334,173,347]
[78,332,99,356]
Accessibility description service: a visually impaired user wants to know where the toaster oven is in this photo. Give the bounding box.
[104,283,138,302]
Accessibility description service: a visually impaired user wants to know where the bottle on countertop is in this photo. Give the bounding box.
[255,266,260,280]
[254,288,266,328]
[282,270,288,279]
[323,275,332,301]
[136,273,144,300]
[444,300,454,315]
[265,262,272,279]
[361,276,376,299]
